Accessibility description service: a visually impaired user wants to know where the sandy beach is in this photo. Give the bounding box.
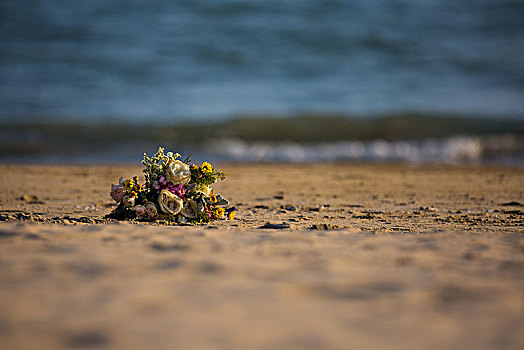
[1,163,523,349]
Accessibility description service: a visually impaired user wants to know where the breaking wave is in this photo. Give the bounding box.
[0,115,522,164]
[209,135,522,164]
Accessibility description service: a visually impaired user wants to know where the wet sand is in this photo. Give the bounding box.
[0,163,523,349]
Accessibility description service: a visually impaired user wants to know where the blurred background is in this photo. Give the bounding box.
[1,0,523,163]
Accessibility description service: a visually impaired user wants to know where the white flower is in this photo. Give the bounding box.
[165,160,191,185]
[181,199,201,219]
[193,185,212,196]
[122,194,135,207]
[145,202,158,218]
[157,190,184,216]
[133,205,146,217]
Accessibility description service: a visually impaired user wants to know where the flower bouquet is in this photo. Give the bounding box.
[107,147,235,223]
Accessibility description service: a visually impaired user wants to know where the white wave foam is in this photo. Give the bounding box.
[210,136,486,163]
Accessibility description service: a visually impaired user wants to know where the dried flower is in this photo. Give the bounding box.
[157,190,184,216]
[165,160,191,185]
[122,194,135,207]
[110,148,232,225]
[145,202,158,218]
[110,184,125,203]
[134,205,146,217]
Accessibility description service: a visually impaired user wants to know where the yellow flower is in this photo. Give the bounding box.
[129,191,138,198]
[228,211,235,221]
[123,179,134,191]
[201,161,213,174]
[210,193,217,203]
[215,207,225,218]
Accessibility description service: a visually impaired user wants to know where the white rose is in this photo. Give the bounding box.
[145,202,158,218]
[122,194,135,207]
[180,199,202,219]
[165,160,191,185]
[157,190,184,216]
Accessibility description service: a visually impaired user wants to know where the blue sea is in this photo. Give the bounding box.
[1,0,523,163]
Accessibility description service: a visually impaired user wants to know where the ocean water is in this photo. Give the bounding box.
[1,0,524,122]
[1,0,523,163]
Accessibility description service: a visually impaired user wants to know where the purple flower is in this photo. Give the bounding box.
[153,176,170,191]
[168,184,186,199]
